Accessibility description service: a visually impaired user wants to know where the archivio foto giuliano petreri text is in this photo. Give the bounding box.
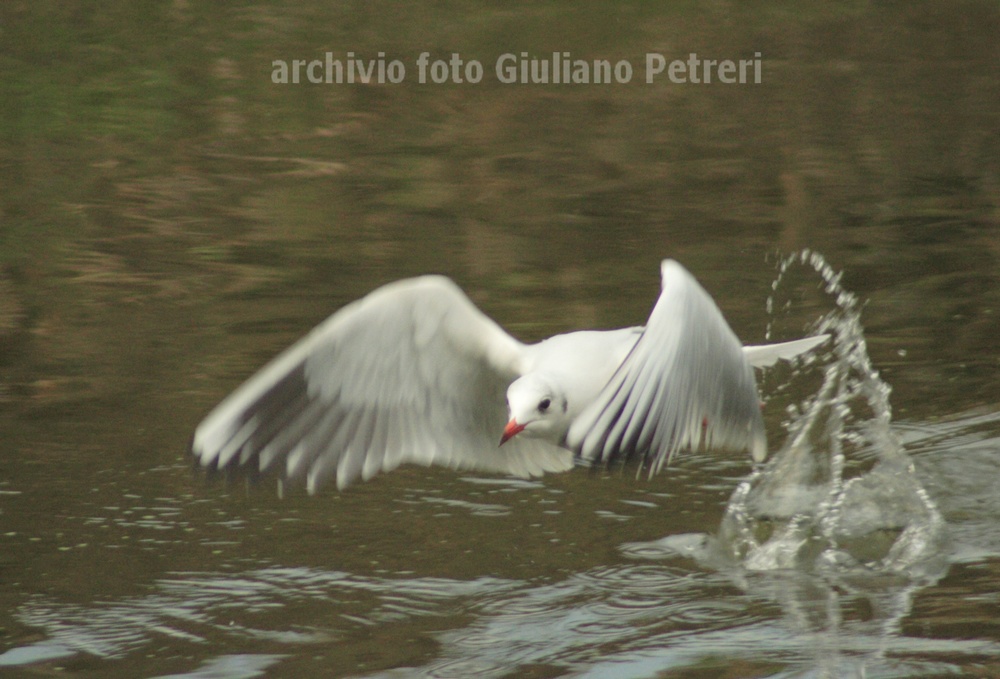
[271,52,764,86]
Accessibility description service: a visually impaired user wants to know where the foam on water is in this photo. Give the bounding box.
[719,250,948,578]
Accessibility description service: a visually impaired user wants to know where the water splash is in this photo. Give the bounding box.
[720,250,947,579]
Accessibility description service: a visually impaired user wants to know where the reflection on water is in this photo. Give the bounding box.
[8,557,1000,678]
[4,567,511,667]
[152,655,287,679]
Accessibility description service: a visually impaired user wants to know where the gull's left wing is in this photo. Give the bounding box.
[567,260,767,472]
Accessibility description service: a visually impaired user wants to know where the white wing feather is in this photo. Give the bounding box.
[743,335,829,368]
[191,276,573,492]
[567,260,767,470]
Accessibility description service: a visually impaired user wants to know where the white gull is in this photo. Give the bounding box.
[192,260,827,492]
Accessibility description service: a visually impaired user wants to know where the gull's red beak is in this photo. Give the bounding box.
[499,418,526,446]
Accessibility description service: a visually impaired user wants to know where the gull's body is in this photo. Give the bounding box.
[519,328,642,426]
[192,260,827,492]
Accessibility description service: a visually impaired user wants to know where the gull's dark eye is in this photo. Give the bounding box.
[538,398,551,412]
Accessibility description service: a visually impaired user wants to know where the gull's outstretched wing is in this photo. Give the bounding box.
[567,260,766,472]
[192,276,573,492]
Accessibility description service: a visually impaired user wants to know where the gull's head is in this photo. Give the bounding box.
[501,374,569,445]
